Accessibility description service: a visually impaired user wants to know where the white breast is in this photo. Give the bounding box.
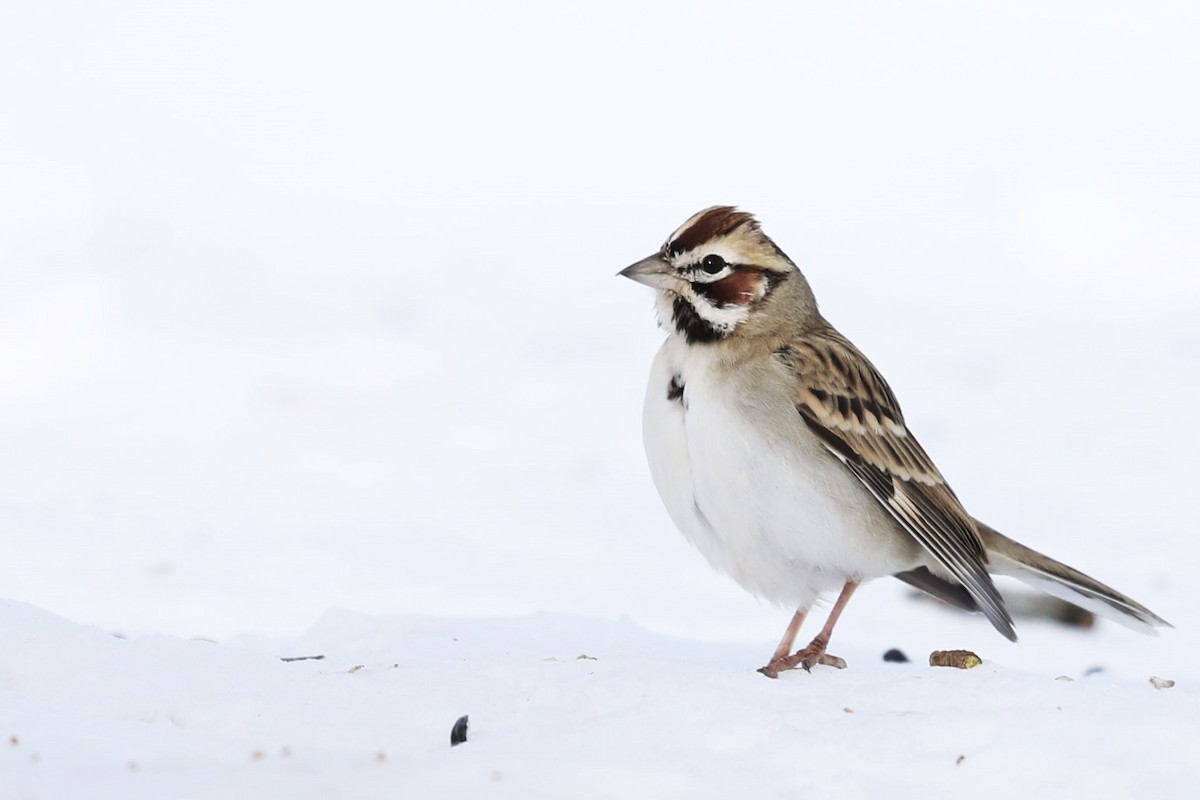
[641,336,921,610]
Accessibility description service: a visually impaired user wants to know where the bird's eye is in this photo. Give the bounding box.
[701,254,727,274]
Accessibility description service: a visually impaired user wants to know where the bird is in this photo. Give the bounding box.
[619,205,1170,677]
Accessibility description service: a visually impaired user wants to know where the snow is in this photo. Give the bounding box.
[2,1,1200,797]
[3,602,1197,799]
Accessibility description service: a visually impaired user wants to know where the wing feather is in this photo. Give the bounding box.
[780,328,1016,641]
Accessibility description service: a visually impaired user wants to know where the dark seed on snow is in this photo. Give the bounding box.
[450,715,469,746]
[882,648,909,663]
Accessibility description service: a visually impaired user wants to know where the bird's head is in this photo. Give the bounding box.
[620,206,815,344]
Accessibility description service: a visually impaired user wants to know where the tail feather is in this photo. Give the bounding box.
[973,518,1171,634]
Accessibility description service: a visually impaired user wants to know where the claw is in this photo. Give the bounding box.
[820,653,847,669]
[759,582,857,678]
[758,644,847,677]
[803,652,847,671]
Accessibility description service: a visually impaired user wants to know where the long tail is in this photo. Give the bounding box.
[973,518,1171,634]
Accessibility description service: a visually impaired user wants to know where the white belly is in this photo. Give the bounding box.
[641,337,921,609]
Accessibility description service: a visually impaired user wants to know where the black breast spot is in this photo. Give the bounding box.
[667,375,685,403]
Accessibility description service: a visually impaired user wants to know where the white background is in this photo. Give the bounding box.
[2,2,1198,797]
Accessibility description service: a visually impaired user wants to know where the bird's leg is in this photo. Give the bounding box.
[760,581,859,677]
[757,608,808,678]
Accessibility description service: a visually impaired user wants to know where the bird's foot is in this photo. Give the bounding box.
[757,642,846,678]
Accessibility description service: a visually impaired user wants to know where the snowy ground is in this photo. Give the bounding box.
[3,601,1197,799]
[3,2,1199,798]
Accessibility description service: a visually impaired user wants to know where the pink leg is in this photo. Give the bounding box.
[757,607,808,678]
[759,581,859,677]
[769,608,808,662]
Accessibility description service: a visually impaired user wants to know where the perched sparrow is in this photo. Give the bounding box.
[620,206,1169,677]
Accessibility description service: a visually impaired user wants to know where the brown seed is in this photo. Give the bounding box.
[929,650,982,669]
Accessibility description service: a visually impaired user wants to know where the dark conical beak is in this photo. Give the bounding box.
[618,253,677,290]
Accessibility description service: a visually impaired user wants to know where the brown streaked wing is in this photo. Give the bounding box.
[780,328,1016,641]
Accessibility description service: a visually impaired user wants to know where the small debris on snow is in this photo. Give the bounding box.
[956,755,966,766]
[250,750,265,761]
[929,650,981,669]
[8,735,17,747]
[375,750,387,763]
[1084,666,1105,676]
[882,648,909,663]
[1056,675,1074,682]
[842,707,854,714]
[1149,676,1175,690]
[279,654,325,662]
[348,665,365,674]
[451,715,469,747]
[576,654,597,660]
[543,657,558,662]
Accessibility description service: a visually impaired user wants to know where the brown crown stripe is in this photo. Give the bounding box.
[668,207,757,255]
